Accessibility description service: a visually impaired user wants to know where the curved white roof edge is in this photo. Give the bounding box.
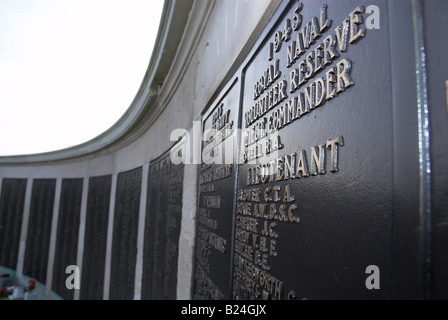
[0,0,193,165]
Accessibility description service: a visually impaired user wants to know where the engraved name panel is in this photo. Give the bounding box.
[193,79,240,300]
[141,160,160,299]
[81,175,112,300]
[23,179,56,284]
[0,178,27,269]
[148,155,170,299]
[143,149,184,300]
[163,157,184,299]
[52,178,83,300]
[110,168,142,300]
[233,0,392,299]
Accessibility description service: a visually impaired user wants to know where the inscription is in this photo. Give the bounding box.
[24,179,56,285]
[110,168,142,300]
[81,175,111,300]
[144,153,184,300]
[203,195,222,209]
[202,104,234,165]
[0,179,27,270]
[163,161,184,299]
[234,1,369,299]
[194,89,238,300]
[198,226,227,253]
[52,178,83,300]
[234,136,342,299]
[246,136,344,185]
[253,59,281,99]
[241,3,368,168]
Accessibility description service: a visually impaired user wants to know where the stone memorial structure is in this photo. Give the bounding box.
[0,0,447,300]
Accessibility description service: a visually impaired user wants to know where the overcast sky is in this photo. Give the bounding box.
[0,0,164,156]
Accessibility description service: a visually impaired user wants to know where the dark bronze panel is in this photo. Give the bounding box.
[150,156,170,299]
[233,0,394,299]
[163,158,184,299]
[388,0,422,299]
[162,163,184,300]
[80,175,112,300]
[425,0,448,299]
[109,168,142,300]
[52,178,83,300]
[141,161,160,299]
[0,178,27,269]
[23,179,56,284]
[153,156,171,299]
[143,150,184,300]
[193,79,240,300]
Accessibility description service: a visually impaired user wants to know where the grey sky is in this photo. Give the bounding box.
[0,0,164,156]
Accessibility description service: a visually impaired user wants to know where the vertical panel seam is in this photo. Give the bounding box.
[412,0,432,300]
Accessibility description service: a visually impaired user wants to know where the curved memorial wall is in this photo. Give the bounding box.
[0,0,447,300]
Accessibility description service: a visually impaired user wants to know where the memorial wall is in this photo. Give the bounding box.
[0,0,447,300]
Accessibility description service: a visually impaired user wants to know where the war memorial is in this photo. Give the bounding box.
[0,0,447,301]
